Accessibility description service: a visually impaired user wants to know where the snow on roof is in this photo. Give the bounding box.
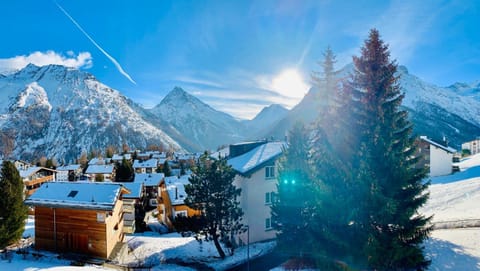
[133,159,158,168]
[88,157,106,165]
[24,182,125,211]
[210,147,229,159]
[122,182,143,199]
[228,141,286,175]
[165,175,190,206]
[420,136,457,153]
[56,164,81,171]
[152,153,167,159]
[19,166,56,178]
[85,164,114,174]
[112,154,132,161]
[134,173,164,186]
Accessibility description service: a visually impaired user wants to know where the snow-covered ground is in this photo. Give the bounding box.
[3,154,480,270]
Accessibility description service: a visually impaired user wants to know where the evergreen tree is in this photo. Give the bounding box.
[311,46,341,119]
[162,160,172,177]
[116,157,134,182]
[0,161,28,249]
[308,48,366,269]
[349,29,431,270]
[271,122,315,263]
[183,154,243,259]
[180,161,186,176]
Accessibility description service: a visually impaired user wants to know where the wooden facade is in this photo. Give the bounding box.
[33,198,125,259]
[158,180,200,229]
[25,182,128,259]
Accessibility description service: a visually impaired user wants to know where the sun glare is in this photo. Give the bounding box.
[271,69,310,99]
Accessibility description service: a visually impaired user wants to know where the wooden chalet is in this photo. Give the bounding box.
[20,166,56,197]
[24,182,130,259]
[158,175,200,229]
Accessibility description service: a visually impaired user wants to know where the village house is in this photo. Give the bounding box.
[227,140,286,244]
[417,136,457,177]
[88,157,107,165]
[85,164,115,181]
[24,182,130,259]
[111,153,132,164]
[133,158,158,174]
[461,137,480,155]
[56,164,82,182]
[19,166,57,197]
[133,173,164,208]
[158,175,200,229]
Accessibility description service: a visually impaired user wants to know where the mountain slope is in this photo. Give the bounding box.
[0,64,183,162]
[243,104,288,137]
[150,87,247,151]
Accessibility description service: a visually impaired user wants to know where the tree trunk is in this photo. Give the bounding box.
[213,234,226,259]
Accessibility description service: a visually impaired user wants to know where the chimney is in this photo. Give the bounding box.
[175,187,178,200]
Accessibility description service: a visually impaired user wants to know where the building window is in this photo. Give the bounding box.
[265,166,275,179]
[265,217,272,230]
[265,192,275,205]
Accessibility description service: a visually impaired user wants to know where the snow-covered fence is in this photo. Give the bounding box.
[432,219,480,229]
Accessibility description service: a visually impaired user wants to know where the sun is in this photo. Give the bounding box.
[271,69,310,99]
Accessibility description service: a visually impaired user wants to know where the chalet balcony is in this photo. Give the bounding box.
[122,203,135,213]
[24,175,54,187]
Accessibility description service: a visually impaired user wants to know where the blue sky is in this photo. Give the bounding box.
[0,0,479,119]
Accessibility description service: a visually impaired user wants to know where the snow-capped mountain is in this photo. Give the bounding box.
[264,65,480,149]
[149,87,247,151]
[242,104,288,136]
[0,64,182,162]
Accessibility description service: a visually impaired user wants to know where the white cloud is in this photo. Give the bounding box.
[0,51,92,74]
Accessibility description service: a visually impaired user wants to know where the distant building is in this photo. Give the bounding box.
[461,138,480,155]
[133,159,158,174]
[56,164,82,182]
[417,136,456,177]
[19,166,56,197]
[85,164,115,181]
[133,173,164,207]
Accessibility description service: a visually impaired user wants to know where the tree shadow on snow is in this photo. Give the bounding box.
[431,165,480,184]
[425,238,480,270]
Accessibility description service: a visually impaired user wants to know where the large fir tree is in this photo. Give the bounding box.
[271,122,314,263]
[349,29,432,270]
[184,154,243,259]
[0,160,28,249]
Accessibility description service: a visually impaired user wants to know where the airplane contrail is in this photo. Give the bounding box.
[55,1,137,85]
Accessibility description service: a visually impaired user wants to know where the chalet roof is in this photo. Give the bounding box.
[122,182,143,199]
[88,157,106,165]
[420,136,457,153]
[19,166,56,178]
[228,141,286,175]
[112,154,132,161]
[133,159,158,168]
[165,175,190,206]
[133,173,164,186]
[85,164,114,174]
[24,182,128,211]
[56,164,81,171]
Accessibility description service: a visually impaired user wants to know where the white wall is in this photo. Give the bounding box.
[430,146,453,177]
[235,166,277,244]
